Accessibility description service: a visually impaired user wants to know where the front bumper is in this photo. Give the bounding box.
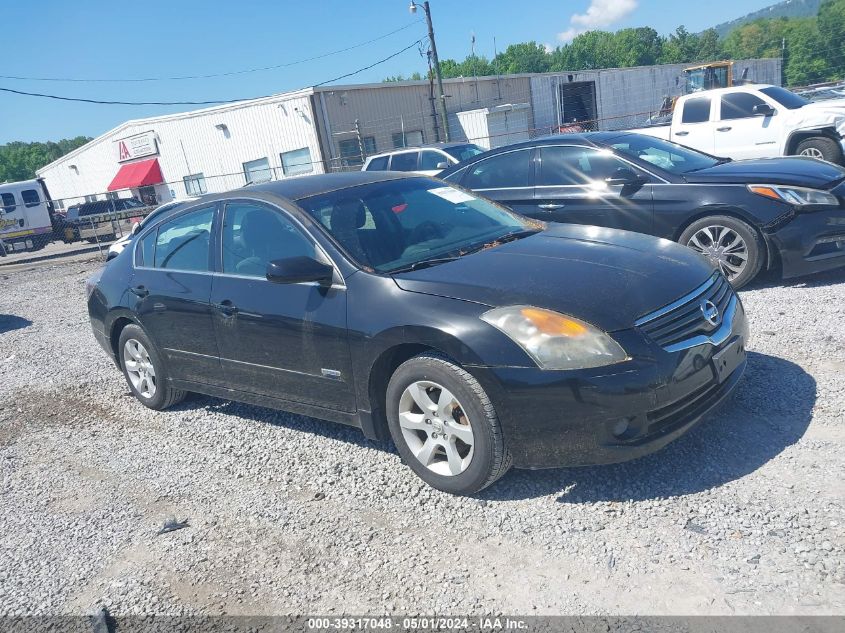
[470,298,749,469]
[768,207,845,279]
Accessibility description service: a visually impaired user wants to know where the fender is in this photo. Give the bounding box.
[784,125,840,155]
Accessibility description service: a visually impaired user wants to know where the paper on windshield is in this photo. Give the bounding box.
[427,186,476,204]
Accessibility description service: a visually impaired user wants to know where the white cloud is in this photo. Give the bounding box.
[557,0,638,42]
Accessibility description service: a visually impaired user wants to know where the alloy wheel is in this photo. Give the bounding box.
[123,339,157,399]
[799,147,824,159]
[398,380,474,477]
[686,225,748,281]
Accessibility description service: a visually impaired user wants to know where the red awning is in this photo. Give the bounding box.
[107,158,163,191]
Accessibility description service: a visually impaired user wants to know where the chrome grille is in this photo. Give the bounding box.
[636,273,735,351]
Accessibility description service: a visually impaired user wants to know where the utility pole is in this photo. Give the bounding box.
[411,2,450,141]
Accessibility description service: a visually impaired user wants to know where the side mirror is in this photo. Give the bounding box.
[130,222,141,236]
[436,161,449,170]
[266,256,334,285]
[752,103,776,117]
[607,167,647,187]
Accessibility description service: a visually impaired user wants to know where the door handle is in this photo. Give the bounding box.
[215,299,238,316]
[538,203,565,210]
[130,285,149,298]
[717,126,732,132]
[675,131,689,137]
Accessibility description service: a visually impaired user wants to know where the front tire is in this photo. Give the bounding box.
[795,136,843,164]
[118,324,186,410]
[679,215,764,289]
[386,353,511,495]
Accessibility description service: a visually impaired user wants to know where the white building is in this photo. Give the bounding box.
[38,58,781,207]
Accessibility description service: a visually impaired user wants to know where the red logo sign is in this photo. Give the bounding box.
[118,141,131,161]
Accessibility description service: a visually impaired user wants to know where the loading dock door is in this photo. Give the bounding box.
[560,81,597,129]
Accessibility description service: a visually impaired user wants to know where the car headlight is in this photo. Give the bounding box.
[748,184,839,208]
[480,306,628,370]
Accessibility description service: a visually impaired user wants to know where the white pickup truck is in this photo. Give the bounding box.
[630,84,845,164]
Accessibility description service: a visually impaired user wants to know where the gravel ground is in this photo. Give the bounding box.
[0,258,843,617]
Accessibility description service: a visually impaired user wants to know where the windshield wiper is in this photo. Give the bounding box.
[387,256,462,274]
[388,229,539,274]
[684,158,731,174]
[460,228,539,256]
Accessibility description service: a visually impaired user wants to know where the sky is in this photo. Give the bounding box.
[0,0,780,143]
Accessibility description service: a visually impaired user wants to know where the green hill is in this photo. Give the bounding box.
[712,0,822,37]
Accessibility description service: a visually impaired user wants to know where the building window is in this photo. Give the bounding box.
[392,130,424,148]
[280,148,313,176]
[1,193,15,212]
[243,157,272,184]
[183,173,208,196]
[21,189,40,207]
[339,137,376,167]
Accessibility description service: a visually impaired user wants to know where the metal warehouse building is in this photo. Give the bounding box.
[38,58,780,207]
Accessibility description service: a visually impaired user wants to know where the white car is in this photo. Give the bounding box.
[106,199,197,261]
[630,84,845,164]
[362,143,485,176]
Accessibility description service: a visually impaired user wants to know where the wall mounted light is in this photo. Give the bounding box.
[68,164,79,174]
[214,123,231,139]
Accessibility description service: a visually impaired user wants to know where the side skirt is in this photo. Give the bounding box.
[169,379,381,439]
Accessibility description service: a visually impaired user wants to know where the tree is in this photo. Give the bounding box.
[553,31,618,70]
[384,0,845,87]
[383,72,424,82]
[0,137,92,182]
[818,0,845,79]
[612,27,662,67]
[784,18,830,84]
[695,28,722,62]
[493,42,550,74]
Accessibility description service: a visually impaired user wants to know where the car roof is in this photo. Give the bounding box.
[682,83,777,97]
[437,132,634,175]
[232,171,417,201]
[366,142,477,159]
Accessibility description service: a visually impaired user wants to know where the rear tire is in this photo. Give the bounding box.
[795,136,843,164]
[386,353,511,495]
[679,215,764,289]
[118,324,186,410]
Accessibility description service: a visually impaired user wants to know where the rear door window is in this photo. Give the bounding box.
[681,97,712,124]
[152,206,215,271]
[463,149,533,189]
[390,152,419,171]
[21,189,40,207]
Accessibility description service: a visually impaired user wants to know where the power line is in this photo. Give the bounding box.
[0,20,424,83]
[0,39,427,106]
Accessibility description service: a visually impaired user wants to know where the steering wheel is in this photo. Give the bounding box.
[408,221,445,243]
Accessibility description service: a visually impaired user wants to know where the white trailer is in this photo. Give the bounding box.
[0,179,54,255]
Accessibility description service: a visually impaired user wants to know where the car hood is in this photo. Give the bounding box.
[789,99,845,135]
[683,157,845,188]
[392,224,716,332]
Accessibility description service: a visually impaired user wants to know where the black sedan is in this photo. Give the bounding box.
[88,173,747,495]
[439,132,845,288]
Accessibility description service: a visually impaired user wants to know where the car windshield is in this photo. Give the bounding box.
[443,144,485,162]
[297,178,537,274]
[760,86,810,110]
[610,135,722,174]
